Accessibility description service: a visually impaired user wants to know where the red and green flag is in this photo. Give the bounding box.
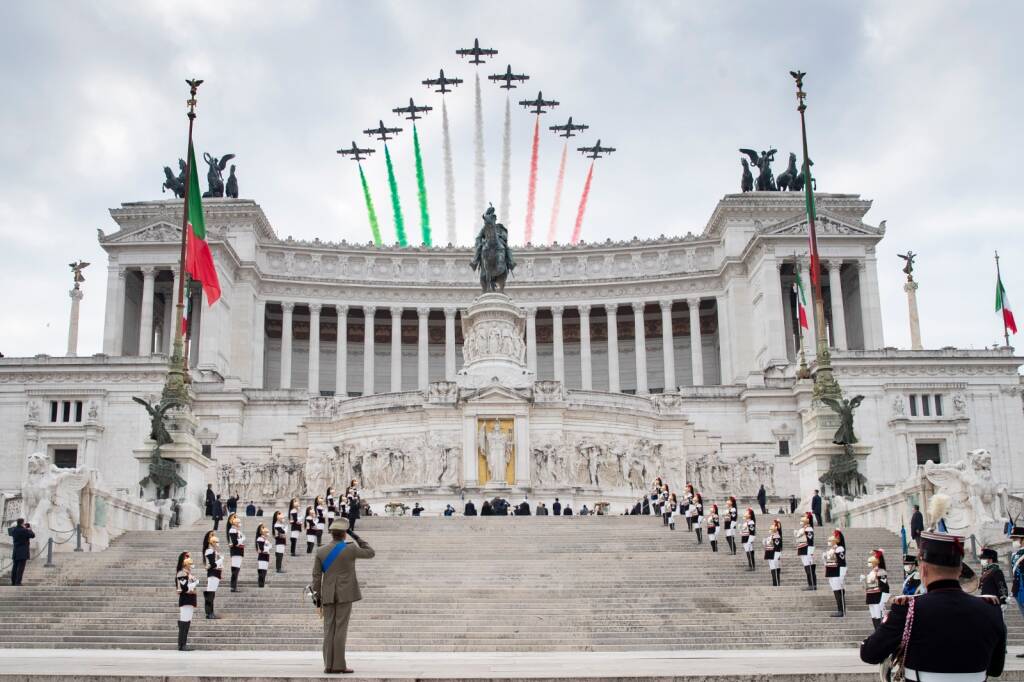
[184,141,221,305]
[794,271,809,330]
[996,274,1017,335]
[803,163,821,287]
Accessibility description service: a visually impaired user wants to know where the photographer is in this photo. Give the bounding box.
[311,518,375,674]
[8,518,34,586]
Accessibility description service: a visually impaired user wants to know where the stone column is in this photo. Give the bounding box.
[551,306,565,384]
[390,307,403,393]
[252,299,266,389]
[860,257,885,350]
[764,256,788,363]
[417,307,430,391]
[67,287,83,357]
[605,304,620,393]
[280,302,294,390]
[826,260,848,350]
[102,265,120,355]
[659,300,675,391]
[688,297,704,386]
[716,294,732,384]
[308,304,321,395]
[113,268,127,355]
[632,302,648,394]
[444,307,456,380]
[578,305,592,390]
[363,306,376,395]
[905,280,922,350]
[138,266,157,356]
[798,261,817,362]
[335,305,348,397]
[525,307,538,373]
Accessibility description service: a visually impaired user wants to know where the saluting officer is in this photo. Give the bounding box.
[861,530,1006,679]
[175,551,200,651]
[255,523,271,588]
[765,519,783,587]
[288,498,302,556]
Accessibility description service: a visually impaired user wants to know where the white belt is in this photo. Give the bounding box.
[905,670,986,682]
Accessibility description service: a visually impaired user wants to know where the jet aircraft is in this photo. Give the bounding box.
[363,120,403,142]
[518,91,559,115]
[549,116,588,138]
[488,64,529,89]
[422,69,463,94]
[577,139,616,159]
[455,38,498,64]
[392,98,433,121]
[337,141,375,162]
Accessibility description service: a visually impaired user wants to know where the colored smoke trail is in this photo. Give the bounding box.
[546,141,568,244]
[441,99,456,246]
[413,123,431,246]
[384,144,406,246]
[524,115,540,244]
[570,161,595,245]
[473,72,486,219]
[499,94,512,226]
[357,163,382,246]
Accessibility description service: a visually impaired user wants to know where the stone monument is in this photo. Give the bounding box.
[899,251,923,350]
[66,261,88,357]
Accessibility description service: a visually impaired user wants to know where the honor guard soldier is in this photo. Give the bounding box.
[862,549,890,629]
[346,482,362,531]
[226,513,245,592]
[661,486,671,526]
[326,487,338,526]
[724,496,738,554]
[706,504,720,552]
[255,523,271,588]
[667,493,679,530]
[272,511,287,574]
[315,496,327,547]
[312,518,376,674]
[824,530,847,617]
[902,554,922,596]
[650,478,663,517]
[979,547,1008,604]
[1009,525,1024,649]
[861,530,1006,680]
[175,551,200,651]
[766,519,783,586]
[741,508,757,571]
[693,494,705,544]
[305,505,318,554]
[684,485,697,532]
[796,512,817,591]
[288,498,302,556]
[201,530,223,619]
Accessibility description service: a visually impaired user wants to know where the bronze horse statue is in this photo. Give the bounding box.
[470,206,514,293]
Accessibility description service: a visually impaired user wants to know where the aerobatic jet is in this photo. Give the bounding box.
[392,98,433,121]
[577,140,616,159]
[363,120,403,142]
[488,64,529,89]
[422,69,463,94]
[518,91,559,115]
[549,116,589,138]
[337,141,375,162]
[456,38,498,64]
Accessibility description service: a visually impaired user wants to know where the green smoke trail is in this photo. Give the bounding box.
[413,123,431,246]
[357,163,381,246]
[384,144,406,246]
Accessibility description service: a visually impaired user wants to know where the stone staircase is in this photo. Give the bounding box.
[0,516,1015,651]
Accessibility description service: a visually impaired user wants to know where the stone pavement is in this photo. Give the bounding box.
[2,648,1023,681]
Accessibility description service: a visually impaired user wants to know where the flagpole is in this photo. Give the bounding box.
[794,254,810,380]
[996,250,1010,348]
[792,70,841,401]
[162,78,202,407]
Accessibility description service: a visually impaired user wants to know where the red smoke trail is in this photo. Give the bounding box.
[546,141,568,244]
[524,115,540,244]
[570,161,595,245]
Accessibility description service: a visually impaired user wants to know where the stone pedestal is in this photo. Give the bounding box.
[132,410,211,528]
[67,287,83,357]
[904,280,922,350]
[456,293,535,390]
[792,403,871,502]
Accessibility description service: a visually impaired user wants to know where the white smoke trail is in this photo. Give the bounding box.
[473,72,486,220]
[442,99,456,246]
[546,141,568,244]
[500,94,511,227]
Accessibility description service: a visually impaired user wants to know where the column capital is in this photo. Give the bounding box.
[116,267,128,280]
[417,306,431,317]
[659,299,674,312]
[687,297,701,308]
[309,303,322,315]
[856,259,867,272]
[825,258,843,270]
[335,304,349,316]
[389,306,404,317]
[577,304,591,315]
[631,301,645,314]
[364,305,377,317]
[525,306,537,317]
[775,260,784,272]
[604,303,618,316]
[551,305,564,317]
[281,301,295,313]
[141,266,158,278]
[443,306,457,318]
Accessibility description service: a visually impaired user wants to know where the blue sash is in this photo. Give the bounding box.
[322,541,347,572]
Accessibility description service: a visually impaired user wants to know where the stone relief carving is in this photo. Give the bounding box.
[218,456,308,500]
[533,380,564,403]
[686,451,775,497]
[923,449,1008,543]
[530,436,674,494]
[27,401,39,422]
[652,392,685,415]
[952,393,967,413]
[891,396,905,417]
[23,452,95,550]
[462,319,526,365]
[427,381,458,404]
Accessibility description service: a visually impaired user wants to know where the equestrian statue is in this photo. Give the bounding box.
[470,204,516,293]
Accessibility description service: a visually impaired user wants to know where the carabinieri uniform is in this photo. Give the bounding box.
[741,509,756,571]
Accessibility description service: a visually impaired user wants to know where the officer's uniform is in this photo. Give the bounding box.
[796,515,817,590]
[305,509,318,553]
[203,539,223,619]
[864,550,890,628]
[724,498,738,554]
[227,521,245,592]
[256,530,270,587]
[273,513,287,573]
[765,522,783,586]
[860,531,1006,680]
[901,554,922,596]
[693,498,705,544]
[288,504,302,556]
[706,506,720,552]
[175,553,200,651]
[824,530,847,617]
[741,510,756,571]
[312,518,376,674]
[979,547,1008,604]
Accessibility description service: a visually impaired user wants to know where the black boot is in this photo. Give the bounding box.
[686,517,693,532]
[710,540,718,552]
[872,618,881,630]
[770,568,778,586]
[276,554,284,573]
[803,565,814,590]
[290,538,297,556]
[747,551,755,571]
[728,537,736,554]
[662,513,668,526]
[207,591,221,619]
[811,565,818,590]
[230,567,239,592]
[177,621,193,651]
[258,569,266,588]
[831,590,845,617]
[695,528,702,544]
[307,541,314,554]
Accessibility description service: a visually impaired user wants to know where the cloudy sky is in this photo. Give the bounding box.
[1,1,1022,358]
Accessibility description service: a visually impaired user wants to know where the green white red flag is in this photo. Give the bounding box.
[996,274,1017,335]
[803,163,821,288]
[184,141,221,305]
[793,271,809,330]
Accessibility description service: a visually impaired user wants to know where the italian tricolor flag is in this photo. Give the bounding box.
[184,141,221,306]
[996,274,1017,335]
[794,271,809,330]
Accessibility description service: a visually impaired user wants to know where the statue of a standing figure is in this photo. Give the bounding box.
[470,204,516,292]
[822,395,864,445]
[739,148,778,191]
[68,261,90,288]
[479,420,512,483]
[225,165,239,199]
[202,153,236,198]
[898,251,916,281]
[132,396,180,450]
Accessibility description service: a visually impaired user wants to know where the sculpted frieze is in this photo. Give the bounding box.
[686,450,776,497]
[531,435,678,493]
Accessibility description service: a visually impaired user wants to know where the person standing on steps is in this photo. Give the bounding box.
[226,495,238,515]
[345,480,362,532]
[464,499,477,516]
[226,513,245,593]
[201,530,223,620]
[789,495,798,514]
[706,503,720,552]
[205,484,215,518]
[315,496,327,547]
[255,523,271,588]
[796,512,817,591]
[288,498,301,556]
[825,529,847,617]
[326,487,337,528]
[811,489,823,527]
[667,493,678,530]
[683,484,695,532]
[312,518,376,674]
[860,530,1006,679]
[211,496,224,530]
[552,498,561,516]
[272,511,287,574]
[305,505,318,554]
[766,519,783,586]
[979,547,1007,604]
[175,551,199,651]
[756,484,767,515]
[693,494,705,544]
[7,518,34,586]
[741,508,757,571]
[909,504,925,546]
[901,553,922,596]
[862,549,890,629]
[723,497,737,554]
